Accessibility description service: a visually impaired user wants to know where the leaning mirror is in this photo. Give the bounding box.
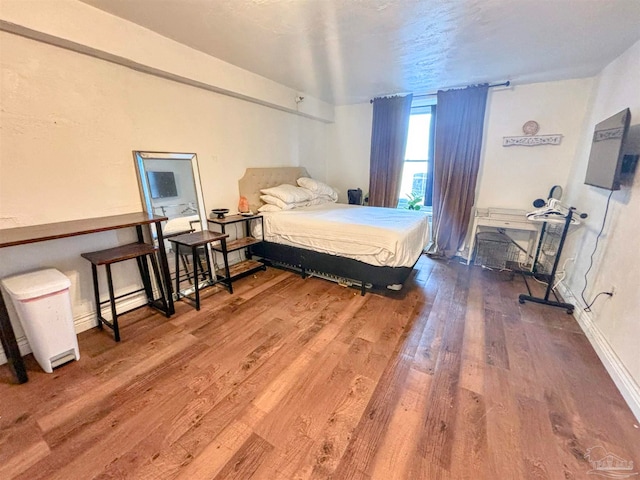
[133,151,210,293]
[133,151,207,237]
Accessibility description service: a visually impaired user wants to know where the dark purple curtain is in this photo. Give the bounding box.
[368,94,413,207]
[429,85,488,257]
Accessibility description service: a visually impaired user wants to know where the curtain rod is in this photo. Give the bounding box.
[369,81,511,103]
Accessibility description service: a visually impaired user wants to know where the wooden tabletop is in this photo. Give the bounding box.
[167,230,229,247]
[0,212,167,248]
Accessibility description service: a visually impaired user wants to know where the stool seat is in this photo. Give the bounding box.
[81,242,169,342]
[81,243,157,265]
[169,230,232,310]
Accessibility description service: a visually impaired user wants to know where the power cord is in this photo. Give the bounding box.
[580,189,615,312]
[583,291,614,312]
[552,257,575,290]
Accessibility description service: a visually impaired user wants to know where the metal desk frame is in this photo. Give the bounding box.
[467,208,542,270]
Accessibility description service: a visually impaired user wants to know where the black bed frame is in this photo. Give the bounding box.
[251,241,415,295]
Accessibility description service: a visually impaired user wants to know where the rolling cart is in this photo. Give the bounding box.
[518,202,587,314]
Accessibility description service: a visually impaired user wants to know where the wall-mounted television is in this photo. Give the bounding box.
[147,171,178,199]
[584,108,631,191]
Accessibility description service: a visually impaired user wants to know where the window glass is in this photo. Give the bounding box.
[398,108,435,209]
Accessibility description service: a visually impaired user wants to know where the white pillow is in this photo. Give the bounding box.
[307,196,335,206]
[318,194,338,203]
[260,184,314,203]
[260,195,297,210]
[297,177,338,201]
[258,204,282,212]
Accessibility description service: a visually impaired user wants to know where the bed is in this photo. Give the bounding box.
[238,167,430,294]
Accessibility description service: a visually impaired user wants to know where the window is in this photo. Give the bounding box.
[397,104,435,209]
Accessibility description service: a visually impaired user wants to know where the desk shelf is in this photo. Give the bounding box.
[207,214,265,282]
[212,236,261,253]
[216,259,264,282]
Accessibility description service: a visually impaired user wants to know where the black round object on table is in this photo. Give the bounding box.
[210,208,230,219]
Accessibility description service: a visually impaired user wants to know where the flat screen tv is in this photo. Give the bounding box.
[147,171,178,199]
[584,108,631,191]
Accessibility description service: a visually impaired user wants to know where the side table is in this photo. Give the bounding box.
[207,214,266,281]
[168,230,231,310]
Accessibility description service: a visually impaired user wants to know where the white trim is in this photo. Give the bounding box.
[557,281,640,422]
[0,292,149,365]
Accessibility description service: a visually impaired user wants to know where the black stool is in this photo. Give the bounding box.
[168,230,232,310]
[165,229,208,283]
[81,243,169,341]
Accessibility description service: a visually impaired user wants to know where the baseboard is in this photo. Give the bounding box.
[0,292,149,366]
[557,282,640,422]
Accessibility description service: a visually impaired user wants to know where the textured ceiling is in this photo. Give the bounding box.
[80,0,640,105]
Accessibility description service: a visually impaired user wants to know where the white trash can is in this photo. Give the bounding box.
[1,269,80,373]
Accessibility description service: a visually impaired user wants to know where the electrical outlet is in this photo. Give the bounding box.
[609,285,616,296]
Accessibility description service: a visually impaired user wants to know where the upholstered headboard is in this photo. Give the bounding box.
[238,167,310,214]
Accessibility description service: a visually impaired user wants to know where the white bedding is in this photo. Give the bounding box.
[256,203,429,268]
[163,215,201,236]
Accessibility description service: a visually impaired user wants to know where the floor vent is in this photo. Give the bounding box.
[306,269,372,290]
[269,261,372,291]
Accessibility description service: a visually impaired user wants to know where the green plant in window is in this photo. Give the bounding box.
[406,193,423,210]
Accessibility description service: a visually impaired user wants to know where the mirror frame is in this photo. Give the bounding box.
[133,151,208,233]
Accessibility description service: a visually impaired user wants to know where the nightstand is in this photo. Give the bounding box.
[207,213,266,282]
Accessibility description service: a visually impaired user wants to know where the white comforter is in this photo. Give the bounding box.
[258,203,430,268]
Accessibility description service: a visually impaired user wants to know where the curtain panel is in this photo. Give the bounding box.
[368,94,413,208]
[429,84,489,257]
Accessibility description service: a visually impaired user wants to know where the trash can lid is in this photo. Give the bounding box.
[1,269,71,300]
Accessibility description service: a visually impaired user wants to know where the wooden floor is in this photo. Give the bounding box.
[1,256,638,479]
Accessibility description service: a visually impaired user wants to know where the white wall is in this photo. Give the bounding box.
[324,104,373,203]
[0,12,329,361]
[0,32,314,223]
[475,79,593,210]
[559,39,640,419]
[0,0,334,122]
[297,116,330,183]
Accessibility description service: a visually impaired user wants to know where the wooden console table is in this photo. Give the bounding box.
[0,212,174,384]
